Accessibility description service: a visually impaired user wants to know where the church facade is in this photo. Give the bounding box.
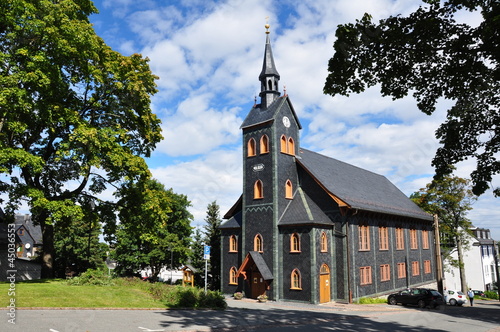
[219,26,437,304]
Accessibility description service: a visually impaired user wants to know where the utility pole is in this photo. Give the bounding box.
[433,214,444,294]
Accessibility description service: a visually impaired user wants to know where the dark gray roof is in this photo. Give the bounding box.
[220,211,242,229]
[15,214,42,244]
[241,95,302,130]
[248,251,273,280]
[259,33,280,80]
[279,187,334,226]
[297,148,432,221]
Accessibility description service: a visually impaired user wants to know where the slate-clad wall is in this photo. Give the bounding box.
[220,229,242,294]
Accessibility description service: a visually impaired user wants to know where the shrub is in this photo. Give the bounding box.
[484,291,499,300]
[67,268,115,286]
[165,286,227,309]
[356,297,387,304]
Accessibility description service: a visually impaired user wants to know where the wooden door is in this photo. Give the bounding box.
[319,264,331,303]
[251,271,266,298]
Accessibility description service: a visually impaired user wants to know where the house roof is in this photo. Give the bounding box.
[296,148,432,221]
[15,214,42,244]
[220,211,242,229]
[236,251,274,281]
[240,95,302,130]
[279,187,334,226]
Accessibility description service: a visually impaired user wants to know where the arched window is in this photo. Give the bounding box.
[290,233,300,252]
[247,138,256,157]
[291,269,302,290]
[280,135,287,153]
[287,137,295,155]
[254,234,263,252]
[321,232,328,252]
[229,235,238,252]
[254,180,263,199]
[260,135,269,154]
[268,79,272,90]
[285,180,293,199]
[229,267,237,285]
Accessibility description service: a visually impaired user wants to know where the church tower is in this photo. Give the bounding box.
[237,24,301,300]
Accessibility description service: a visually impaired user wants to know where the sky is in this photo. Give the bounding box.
[87,0,499,240]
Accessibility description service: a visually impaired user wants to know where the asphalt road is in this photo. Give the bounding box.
[2,298,500,331]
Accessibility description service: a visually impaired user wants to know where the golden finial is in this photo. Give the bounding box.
[265,16,270,34]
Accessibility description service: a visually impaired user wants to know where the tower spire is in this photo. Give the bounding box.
[259,21,280,109]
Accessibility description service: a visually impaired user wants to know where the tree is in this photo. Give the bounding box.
[189,228,206,286]
[0,0,162,277]
[324,0,499,196]
[112,179,193,281]
[203,201,222,290]
[410,175,477,292]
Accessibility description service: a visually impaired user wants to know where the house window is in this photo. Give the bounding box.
[410,229,418,249]
[412,261,420,276]
[254,234,263,252]
[17,228,24,236]
[247,138,256,157]
[291,269,302,290]
[358,224,370,251]
[287,137,295,155]
[280,135,287,153]
[379,226,388,250]
[260,135,269,154]
[424,260,431,274]
[254,180,263,199]
[380,264,390,282]
[422,230,429,249]
[229,267,238,285]
[396,227,404,250]
[320,232,328,252]
[290,233,300,252]
[397,262,406,279]
[229,235,237,252]
[360,266,372,285]
[285,180,293,199]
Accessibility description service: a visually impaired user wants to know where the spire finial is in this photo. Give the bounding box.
[265,16,270,34]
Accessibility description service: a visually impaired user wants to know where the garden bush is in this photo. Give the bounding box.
[67,268,115,286]
[484,290,499,300]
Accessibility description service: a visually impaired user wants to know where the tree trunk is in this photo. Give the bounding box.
[40,222,55,279]
[457,239,468,293]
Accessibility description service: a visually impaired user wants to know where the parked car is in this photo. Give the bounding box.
[472,290,485,297]
[388,288,444,308]
[443,289,468,306]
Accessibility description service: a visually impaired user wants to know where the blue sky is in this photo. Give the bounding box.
[88,0,499,239]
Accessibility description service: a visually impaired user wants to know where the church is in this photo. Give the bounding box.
[219,25,437,304]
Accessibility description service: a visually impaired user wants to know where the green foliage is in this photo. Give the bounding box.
[356,297,387,304]
[112,179,193,281]
[164,286,227,309]
[324,1,499,196]
[0,0,162,277]
[67,268,115,286]
[203,201,222,290]
[484,291,499,300]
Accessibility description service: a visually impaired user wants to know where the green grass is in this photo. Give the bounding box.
[355,297,388,304]
[0,278,226,309]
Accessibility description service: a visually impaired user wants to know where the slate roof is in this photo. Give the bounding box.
[237,251,273,281]
[279,187,333,226]
[296,148,432,221]
[220,211,242,229]
[241,95,302,130]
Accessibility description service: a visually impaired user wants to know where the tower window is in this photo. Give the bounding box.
[254,234,263,252]
[247,138,256,157]
[229,267,237,285]
[260,135,269,154]
[254,180,263,199]
[320,232,328,252]
[290,233,300,252]
[280,135,287,153]
[291,269,302,290]
[229,235,238,252]
[285,180,293,199]
[268,79,272,90]
[287,137,295,155]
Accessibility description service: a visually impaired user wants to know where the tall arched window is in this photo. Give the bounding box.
[229,235,238,252]
[254,180,263,199]
[268,79,272,90]
[260,135,269,154]
[229,267,237,285]
[247,138,256,157]
[280,135,287,153]
[287,137,295,155]
[291,269,302,290]
[254,234,263,252]
[290,233,300,252]
[285,180,293,199]
[321,232,328,252]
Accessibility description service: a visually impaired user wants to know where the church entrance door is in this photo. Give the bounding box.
[251,271,266,299]
[319,264,331,303]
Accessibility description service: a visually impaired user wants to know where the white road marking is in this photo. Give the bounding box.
[138,327,165,332]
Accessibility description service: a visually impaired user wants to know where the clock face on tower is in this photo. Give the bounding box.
[282,116,290,128]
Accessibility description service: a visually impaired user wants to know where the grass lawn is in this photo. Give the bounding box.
[0,279,166,308]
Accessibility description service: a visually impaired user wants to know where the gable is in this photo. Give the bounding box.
[296,148,432,221]
[240,95,301,130]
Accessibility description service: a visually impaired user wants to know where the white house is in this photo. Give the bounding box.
[444,227,498,291]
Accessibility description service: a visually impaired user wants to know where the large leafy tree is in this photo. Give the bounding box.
[203,201,222,290]
[324,0,499,196]
[0,0,162,277]
[410,175,476,292]
[111,179,193,281]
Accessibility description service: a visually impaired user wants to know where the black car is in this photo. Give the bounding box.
[388,288,445,308]
[472,290,485,297]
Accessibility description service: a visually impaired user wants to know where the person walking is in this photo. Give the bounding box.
[467,288,475,306]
